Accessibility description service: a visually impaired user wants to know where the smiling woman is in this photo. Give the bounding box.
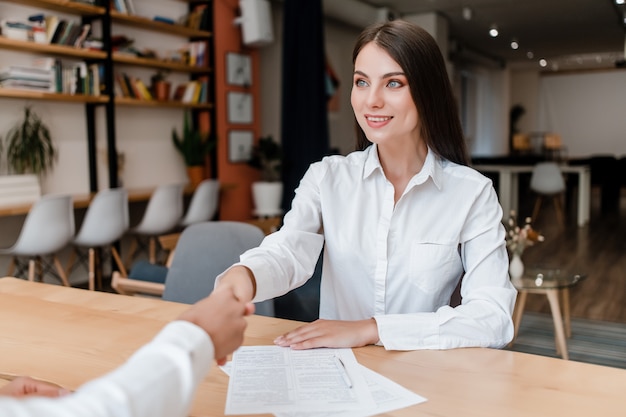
[216,19,516,353]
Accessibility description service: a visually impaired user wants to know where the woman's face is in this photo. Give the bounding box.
[351,42,420,146]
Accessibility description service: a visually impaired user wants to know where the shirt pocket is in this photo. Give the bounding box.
[409,242,462,293]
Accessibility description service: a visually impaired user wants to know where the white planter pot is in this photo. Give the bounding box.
[0,174,41,207]
[252,181,283,217]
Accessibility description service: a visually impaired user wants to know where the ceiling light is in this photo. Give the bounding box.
[489,24,499,38]
[539,59,548,67]
[510,39,519,50]
[526,51,534,59]
[616,0,625,5]
[462,7,472,20]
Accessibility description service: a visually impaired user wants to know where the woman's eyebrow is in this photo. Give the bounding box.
[353,70,405,78]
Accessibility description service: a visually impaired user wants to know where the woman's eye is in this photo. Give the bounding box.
[355,79,368,87]
[387,80,402,88]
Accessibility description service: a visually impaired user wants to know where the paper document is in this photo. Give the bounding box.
[276,364,427,417]
[225,346,376,415]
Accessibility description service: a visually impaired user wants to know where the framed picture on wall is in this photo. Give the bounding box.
[228,130,254,163]
[226,52,252,87]
[227,91,253,124]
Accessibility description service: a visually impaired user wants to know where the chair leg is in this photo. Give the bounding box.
[28,259,36,282]
[553,195,565,227]
[65,247,77,278]
[532,196,543,222]
[96,249,103,290]
[35,257,43,282]
[149,237,156,264]
[125,237,138,270]
[88,248,96,291]
[53,256,70,287]
[7,257,16,276]
[111,246,128,277]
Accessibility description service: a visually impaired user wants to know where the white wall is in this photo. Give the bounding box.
[511,68,626,158]
[538,70,626,158]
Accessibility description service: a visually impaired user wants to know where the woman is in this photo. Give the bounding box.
[217,20,516,351]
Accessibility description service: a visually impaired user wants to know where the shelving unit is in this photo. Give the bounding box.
[0,0,215,191]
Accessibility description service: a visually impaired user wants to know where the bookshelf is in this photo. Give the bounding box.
[0,0,215,191]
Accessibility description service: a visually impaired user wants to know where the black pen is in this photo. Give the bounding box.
[333,355,353,388]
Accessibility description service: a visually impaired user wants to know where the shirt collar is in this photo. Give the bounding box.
[362,144,444,191]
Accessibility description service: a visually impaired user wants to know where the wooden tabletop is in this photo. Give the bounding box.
[0,277,625,416]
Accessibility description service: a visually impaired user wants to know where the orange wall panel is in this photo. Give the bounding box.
[214,0,262,221]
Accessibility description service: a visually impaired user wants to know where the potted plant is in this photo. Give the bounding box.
[248,135,283,217]
[3,105,57,176]
[150,69,171,101]
[172,110,215,187]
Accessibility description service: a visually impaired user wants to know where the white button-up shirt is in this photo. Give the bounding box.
[237,145,516,350]
[0,321,213,417]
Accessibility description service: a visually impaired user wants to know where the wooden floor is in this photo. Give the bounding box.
[517,186,626,323]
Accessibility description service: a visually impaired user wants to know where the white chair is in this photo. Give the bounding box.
[65,188,129,291]
[530,162,566,226]
[125,183,184,266]
[179,179,220,227]
[0,194,75,285]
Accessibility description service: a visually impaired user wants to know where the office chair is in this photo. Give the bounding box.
[0,194,75,285]
[530,162,566,226]
[162,221,274,316]
[65,188,129,291]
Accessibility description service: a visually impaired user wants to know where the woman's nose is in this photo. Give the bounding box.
[366,86,383,108]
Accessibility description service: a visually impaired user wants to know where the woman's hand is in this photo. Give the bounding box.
[215,266,257,302]
[274,319,379,350]
[0,376,70,398]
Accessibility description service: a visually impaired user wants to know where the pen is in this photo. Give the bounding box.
[333,355,353,389]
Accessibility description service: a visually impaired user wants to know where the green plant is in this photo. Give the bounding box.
[3,106,57,175]
[248,135,282,182]
[151,69,170,85]
[172,111,214,166]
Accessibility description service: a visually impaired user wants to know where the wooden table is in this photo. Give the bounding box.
[1,277,625,417]
[473,164,591,227]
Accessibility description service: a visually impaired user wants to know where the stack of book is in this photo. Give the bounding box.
[0,58,104,96]
[0,65,55,92]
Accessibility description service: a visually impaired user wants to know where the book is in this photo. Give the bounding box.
[181,81,198,103]
[49,20,68,44]
[113,0,127,14]
[63,22,83,46]
[115,72,131,97]
[57,20,76,45]
[44,15,60,43]
[123,0,136,15]
[134,78,153,100]
[73,24,91,48]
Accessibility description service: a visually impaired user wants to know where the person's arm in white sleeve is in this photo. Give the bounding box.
[0,287,253,417]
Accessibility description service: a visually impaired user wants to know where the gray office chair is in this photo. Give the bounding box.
[162,221,274,316]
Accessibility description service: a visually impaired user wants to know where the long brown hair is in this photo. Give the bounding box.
[352,20,469,166]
